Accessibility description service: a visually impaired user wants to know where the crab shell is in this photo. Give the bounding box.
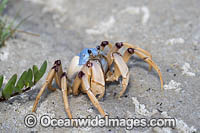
[67,48,108,81]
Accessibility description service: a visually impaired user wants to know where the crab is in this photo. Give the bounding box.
[32,41,163,118]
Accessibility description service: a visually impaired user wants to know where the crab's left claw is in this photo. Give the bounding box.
[72,61,106,117]
[90,60,105,100]
[77,68,106,117]
[81,72,106,117]
[106,53,130,98]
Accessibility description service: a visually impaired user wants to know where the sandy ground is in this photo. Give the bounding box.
[0,0,200,132]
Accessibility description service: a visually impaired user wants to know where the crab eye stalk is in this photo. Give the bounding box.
[96,45,101,54]
[96,46,100,51]
[88,49,94,58]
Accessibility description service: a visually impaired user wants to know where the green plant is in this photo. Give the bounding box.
[0,60,47,101]
[0,0,29,47]
[0,0,7,15]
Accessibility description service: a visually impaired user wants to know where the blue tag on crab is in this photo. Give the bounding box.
[78,48,99,65]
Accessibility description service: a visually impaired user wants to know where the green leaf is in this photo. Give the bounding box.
[27,69,33,81]
[25,68,33,87]
[33,65,38,84]
[39,61,47,75]
[15,71,27,93]
[34,61,47,83]
[0,0,8,15]
[33,65,38,75]
[0,75,3,89]
[2,74,17,99]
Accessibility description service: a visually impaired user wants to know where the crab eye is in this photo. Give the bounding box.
[88,49,92,54]
[96,46,100,50]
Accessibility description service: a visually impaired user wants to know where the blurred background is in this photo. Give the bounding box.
[0,0,199,132]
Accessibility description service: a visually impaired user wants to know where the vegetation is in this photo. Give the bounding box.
[0,61,47,101]
[0,0,28,47]
[0,0,44,102]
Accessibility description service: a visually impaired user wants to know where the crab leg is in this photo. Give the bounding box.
[123,42,152,59]
[72,60,92,95]
[123,42,152,71]
[46,66,57,91]
[61,72,72,119]
[107,42,123,67]
[54,60,63,88]
[72,72,82,96]
[100,41,112,51]
[123,48,163,89]
[86,90,106,116]
[32,66,56,112]
[80,70,106,117]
